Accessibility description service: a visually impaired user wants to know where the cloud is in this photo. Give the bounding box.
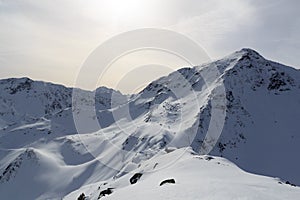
[0,0,299,92]
[168,0,300,67]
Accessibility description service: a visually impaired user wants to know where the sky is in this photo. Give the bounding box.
[0,0,299,93]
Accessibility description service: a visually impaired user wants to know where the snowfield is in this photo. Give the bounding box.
[0,48,299,199]
[64,148,300,200]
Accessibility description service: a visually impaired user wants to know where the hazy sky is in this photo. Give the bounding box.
[0,0,299,93]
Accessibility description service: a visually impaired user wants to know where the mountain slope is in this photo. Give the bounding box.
[64,148,300,200]
[204,49,300,184]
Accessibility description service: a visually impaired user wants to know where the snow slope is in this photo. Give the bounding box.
[64,148,300,200]
[0,48,299,199]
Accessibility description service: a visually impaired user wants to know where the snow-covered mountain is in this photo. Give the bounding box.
[0,78,127,147]
[0,48,299,200]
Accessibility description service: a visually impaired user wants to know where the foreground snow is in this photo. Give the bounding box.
[64,148,300,200]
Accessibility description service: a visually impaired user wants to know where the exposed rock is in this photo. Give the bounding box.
[160,178,176,186]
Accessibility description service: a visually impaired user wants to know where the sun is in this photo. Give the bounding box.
[109,0,141,17]
[86,0,158,25]
[98,0,145,23]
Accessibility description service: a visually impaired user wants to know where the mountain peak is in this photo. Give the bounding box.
[239,48,260,54]
[200,48,267,74]
[231,48,265,61]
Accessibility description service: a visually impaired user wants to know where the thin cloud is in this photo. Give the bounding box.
[0,0,299,91]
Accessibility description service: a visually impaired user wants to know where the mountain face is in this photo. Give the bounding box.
[0,48,299,200]
[0,78,127,148]
[208,49,300,184]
